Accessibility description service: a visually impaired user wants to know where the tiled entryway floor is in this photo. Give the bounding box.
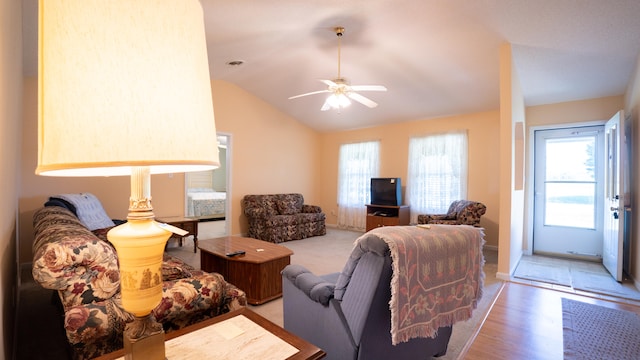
[511,254,640,306]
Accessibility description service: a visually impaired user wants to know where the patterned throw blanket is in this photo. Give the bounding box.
[356,225,485,345]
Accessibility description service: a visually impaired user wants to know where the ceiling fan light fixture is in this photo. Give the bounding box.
[290,26,386,111]
[333,93,351,108]
[322,93,351,111]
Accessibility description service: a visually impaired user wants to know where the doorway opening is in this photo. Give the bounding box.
[532,125,604,261]
[185,133,231,238]
[519,121,637,298]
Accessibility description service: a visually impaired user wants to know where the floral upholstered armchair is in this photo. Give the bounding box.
[417,200,486,227]
[242,193,326,243]
[32,199,246,359]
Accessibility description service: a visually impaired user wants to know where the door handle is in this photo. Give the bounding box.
[611,206,620,219]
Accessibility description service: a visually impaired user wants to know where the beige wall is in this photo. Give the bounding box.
[526,96,623,127]
[2,0,22,356]
[209,80,321,235]
[624,54,640,289]
[317,111,501,247]
[497,43,526,279]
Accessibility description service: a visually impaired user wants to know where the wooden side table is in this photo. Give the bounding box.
[157,216,199,253]
[94,307,325,360]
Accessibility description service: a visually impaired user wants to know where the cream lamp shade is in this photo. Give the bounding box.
[36,0,219,177]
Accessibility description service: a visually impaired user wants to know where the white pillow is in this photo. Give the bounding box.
[53,193,115,231]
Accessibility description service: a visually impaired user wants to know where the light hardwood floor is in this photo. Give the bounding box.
[461,282,640,359]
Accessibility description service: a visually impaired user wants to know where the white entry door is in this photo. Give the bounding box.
[603,111,627,281]
[533,126,604,259]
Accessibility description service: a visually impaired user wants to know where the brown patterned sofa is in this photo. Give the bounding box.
[32,205,246,359]
[242,193,326,243]
[417,200,486,227]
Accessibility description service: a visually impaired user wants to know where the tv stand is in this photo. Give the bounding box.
[365,204,410,232]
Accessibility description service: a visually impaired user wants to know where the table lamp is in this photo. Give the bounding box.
[35,1,219,358]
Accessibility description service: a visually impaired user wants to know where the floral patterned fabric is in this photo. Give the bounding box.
[32,206,247,359]
[242,194,326,243]
[417,200,487,226]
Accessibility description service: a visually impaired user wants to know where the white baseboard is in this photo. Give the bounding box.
[496,272,512,281]
[483,244,498,251]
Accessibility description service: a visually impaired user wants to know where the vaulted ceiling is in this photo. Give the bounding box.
[23,0,640,132]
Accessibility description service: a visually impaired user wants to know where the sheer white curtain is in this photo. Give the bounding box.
[337,141,380,230]
[407,131,468,223]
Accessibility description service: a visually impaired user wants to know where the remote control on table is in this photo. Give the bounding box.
[226,250,246,257]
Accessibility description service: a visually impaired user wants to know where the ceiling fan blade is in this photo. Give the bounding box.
[350,85,387,92]
[319,79,338,87]
[288,90,330,100]
[347,92,378,108]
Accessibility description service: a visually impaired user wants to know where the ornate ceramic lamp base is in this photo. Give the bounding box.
[124,315,166,360]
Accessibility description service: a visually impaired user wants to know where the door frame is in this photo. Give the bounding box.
[183,131,232,236]
[524,120,606,256]
[218,132,232,236]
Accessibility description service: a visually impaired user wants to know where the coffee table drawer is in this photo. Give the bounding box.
[204,255,291,305]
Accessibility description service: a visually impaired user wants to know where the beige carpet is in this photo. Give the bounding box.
[166,226,502,360]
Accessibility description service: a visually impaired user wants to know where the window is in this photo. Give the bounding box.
[337,141,380,230]
[544,136,597,229]
[407,131,468,223]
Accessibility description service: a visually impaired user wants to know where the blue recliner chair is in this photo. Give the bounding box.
[281,235,453,360]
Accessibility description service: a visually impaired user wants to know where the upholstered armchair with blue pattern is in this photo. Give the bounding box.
[417,200,486,227]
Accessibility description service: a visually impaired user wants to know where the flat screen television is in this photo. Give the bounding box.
[370,177,402,206]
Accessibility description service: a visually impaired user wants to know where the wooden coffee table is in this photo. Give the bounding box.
[199,236,294,305]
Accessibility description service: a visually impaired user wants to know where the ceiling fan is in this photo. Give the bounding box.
[288,27,387,111]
